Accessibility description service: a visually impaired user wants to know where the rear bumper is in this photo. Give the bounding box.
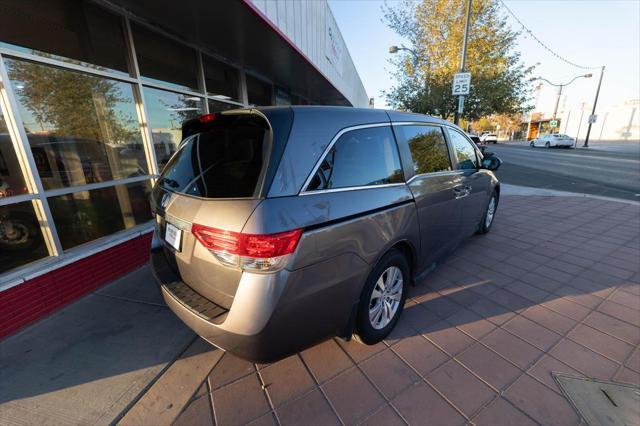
[151,248,368,362]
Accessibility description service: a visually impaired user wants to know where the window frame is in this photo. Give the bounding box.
[444,126,483,171]
[300,123,406,194]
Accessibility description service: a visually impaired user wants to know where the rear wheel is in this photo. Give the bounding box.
[545,141,551,148]
[354,249,409,345]
[530,141,535,148]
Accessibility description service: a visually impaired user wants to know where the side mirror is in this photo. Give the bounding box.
[481,155,502,171]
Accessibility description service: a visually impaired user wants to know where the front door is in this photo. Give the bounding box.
[445,128,490,237]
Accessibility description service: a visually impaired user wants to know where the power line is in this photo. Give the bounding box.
[498,0,600,70]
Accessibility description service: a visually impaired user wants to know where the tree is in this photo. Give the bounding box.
[6,58,138,143]
[383,0,533,120]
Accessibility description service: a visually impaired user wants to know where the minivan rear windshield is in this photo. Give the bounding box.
[158,114,269,198]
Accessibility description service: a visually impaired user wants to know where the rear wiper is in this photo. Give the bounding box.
[159,177,180,188]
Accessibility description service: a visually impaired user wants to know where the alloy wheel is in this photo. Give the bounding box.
[369,266,403,329]
[485,196,496,228]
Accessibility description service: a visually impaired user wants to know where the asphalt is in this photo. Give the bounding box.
[486,143,640,201]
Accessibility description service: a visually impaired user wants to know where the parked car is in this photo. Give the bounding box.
[150,106,502,362]
[530,133,574,148]
[467,134,486,154]
[480,132,498,144]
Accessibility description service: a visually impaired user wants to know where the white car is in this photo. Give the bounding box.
[480,133,498,144]
[530,134,574,148]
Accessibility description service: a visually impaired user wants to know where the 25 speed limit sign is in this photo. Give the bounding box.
[452,72,471,95]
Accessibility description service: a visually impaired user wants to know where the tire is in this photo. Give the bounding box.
[477,191,498,234]
[545,142,550,148]
[354,249,409,345]
[530,141,535,148]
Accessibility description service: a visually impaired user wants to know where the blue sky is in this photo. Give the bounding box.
[330,0,640,116]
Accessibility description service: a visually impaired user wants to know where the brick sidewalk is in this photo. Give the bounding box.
[157,195,640,426]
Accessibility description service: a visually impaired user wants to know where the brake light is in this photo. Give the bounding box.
[191,224,302,272]
[198,113,216,123]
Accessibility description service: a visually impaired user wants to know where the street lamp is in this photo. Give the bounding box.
[389,45,416,55]
[529,73,592,133]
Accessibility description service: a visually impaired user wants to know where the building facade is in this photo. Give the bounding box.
[0,0,368,338]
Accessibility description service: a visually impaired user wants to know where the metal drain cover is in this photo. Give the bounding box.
[553,373,640,426]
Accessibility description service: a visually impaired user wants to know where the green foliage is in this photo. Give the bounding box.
[7,58,138,143]
[383,0,533,120]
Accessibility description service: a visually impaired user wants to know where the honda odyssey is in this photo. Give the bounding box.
[150,106,501,362]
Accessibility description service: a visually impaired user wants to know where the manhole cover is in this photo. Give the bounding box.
[553,373,640,426]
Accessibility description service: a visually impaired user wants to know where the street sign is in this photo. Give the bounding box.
[588,114,597,124]
[452,72,471,95]
[550,120,558,128]
[457,96,465,114]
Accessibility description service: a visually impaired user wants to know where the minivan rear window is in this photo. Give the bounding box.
[158,115,268,198]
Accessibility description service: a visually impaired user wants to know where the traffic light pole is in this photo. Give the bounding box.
[454,0,472,125]
[583,66,605,147]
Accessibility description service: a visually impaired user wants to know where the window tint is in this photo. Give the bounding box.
[396,125,451,174]
[307,126,403,191]
[203,56,240,102]
[143,87,204,170]
[246,75,272,106]
[448,129,479,170]
[0,108,29,198]
[48,181,152,250]
[132,23,199,91]
[0,201,49,272]
[0,0,129,76]
[5,58,147,190]
[158,115,268,198]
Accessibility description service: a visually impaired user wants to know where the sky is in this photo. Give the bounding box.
[329,0,640,117]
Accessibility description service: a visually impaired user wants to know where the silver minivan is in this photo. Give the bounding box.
[150,106,501,362]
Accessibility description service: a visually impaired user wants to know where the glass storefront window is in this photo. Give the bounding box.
[203,56,240,102]
[0,201,49,273]
[0,108,29,198]
[0,0,129,76]
[143,87,204,171]
[47,181,152,250]
[132,24,199,92]
[246,75,273,106]
[4,58,147,190]
[208,99,238,113]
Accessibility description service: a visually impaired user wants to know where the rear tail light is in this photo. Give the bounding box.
[191,224,302,272]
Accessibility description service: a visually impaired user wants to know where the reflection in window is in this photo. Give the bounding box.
[48,181,152,250]
[0,0,129,76]
[208,100,237,113]
[0,201,49,273]
[448,130,479,170]
[246,75,272,106]
[307,127,403,191]
[5,58,147,190]
[397,126,451,174]
[143,87,204,171]
[132,23,199,91]
[0,109,29,198]
[203,56,240,102]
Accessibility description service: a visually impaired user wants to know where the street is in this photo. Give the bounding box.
[488,143,640,201]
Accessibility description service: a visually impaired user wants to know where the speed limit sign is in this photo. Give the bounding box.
[452,73,471,95]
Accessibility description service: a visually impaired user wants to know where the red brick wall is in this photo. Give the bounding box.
[0,232,153,339]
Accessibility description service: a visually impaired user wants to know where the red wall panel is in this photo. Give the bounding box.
[0,233,153,339]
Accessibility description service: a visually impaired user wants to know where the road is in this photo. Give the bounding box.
[486,143,640,201]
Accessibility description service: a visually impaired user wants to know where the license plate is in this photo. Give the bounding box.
[164,222,182,251]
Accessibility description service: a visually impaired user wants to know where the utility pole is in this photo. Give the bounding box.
[454,0,472,125]
[583,65,605,147]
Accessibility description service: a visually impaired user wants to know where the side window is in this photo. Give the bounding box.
[447,129,479,170]
[395,125,451,174]
[306,126,403,191]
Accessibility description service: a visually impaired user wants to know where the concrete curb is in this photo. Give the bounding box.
[501,184,640,206]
